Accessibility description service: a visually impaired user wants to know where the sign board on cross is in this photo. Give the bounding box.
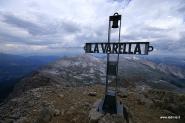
[84,42,153,55]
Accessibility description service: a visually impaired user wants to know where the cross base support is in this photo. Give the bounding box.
[97,90,123,115]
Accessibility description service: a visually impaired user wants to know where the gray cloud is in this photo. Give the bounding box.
[0,12,83,47]
[2,13,57,36]
[0,0,184,56]
[61,21,81,33]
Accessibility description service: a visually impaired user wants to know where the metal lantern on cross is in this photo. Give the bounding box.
[110,12,121,28]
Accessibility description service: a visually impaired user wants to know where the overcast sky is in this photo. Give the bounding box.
[0,0,184,56]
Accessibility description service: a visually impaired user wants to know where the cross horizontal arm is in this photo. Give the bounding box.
[84,42,153,55]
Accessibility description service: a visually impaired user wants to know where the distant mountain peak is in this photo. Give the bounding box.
[8,54,185,99]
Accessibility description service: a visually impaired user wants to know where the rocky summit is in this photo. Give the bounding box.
[0,54,185,123]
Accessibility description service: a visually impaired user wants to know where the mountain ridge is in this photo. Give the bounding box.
[9,54,185,99]
[1,54,185,123]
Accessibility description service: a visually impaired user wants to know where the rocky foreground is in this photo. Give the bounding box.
[0,84,185,123]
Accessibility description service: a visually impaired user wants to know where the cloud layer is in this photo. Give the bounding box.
[0,0,184,56]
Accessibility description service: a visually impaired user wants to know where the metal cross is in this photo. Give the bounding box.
[84,13,153,114]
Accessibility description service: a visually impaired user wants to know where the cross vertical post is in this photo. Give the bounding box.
[102,12,122,114]
[105,18,111,94]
